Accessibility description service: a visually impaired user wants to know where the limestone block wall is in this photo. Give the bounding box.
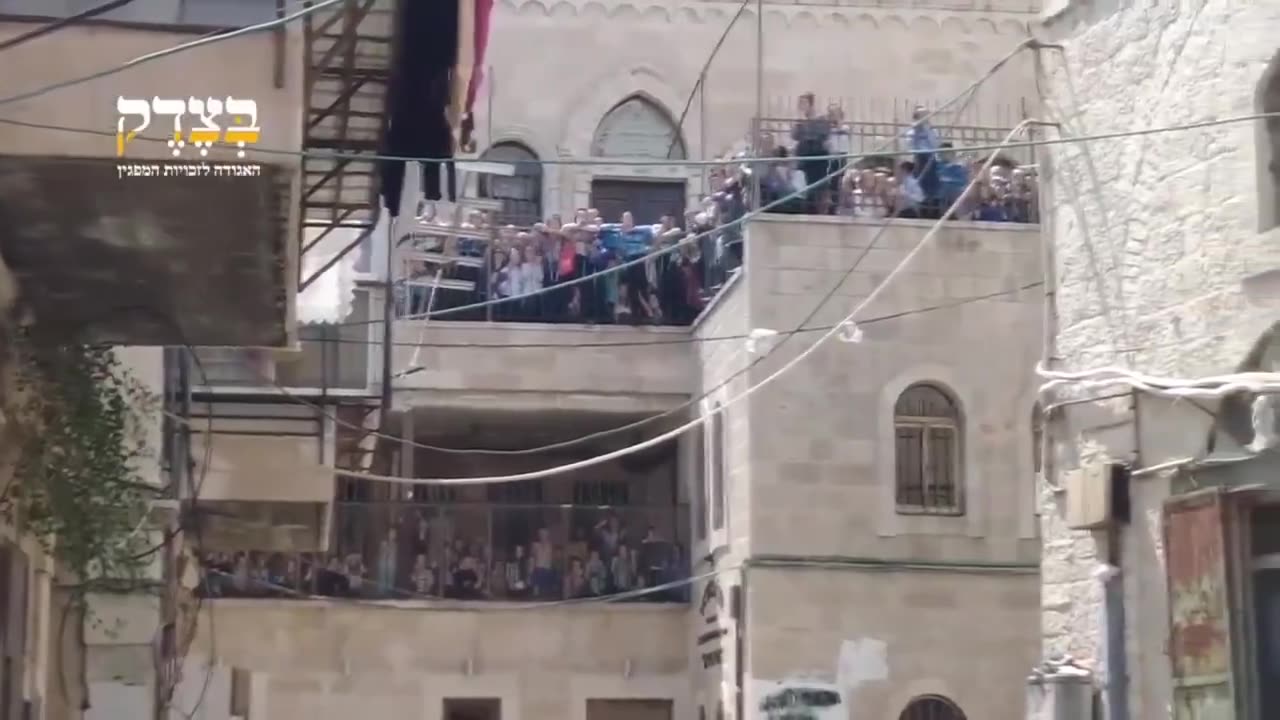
[745,565,1039,720]
[1036,1,1280,716]
[738,216,1042,564]
[476,0,1039,214]
[188,600,691,720]
[392,321,695,413]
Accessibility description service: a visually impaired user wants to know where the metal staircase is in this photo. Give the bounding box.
[298,0,397,293]
[394,165,512,322]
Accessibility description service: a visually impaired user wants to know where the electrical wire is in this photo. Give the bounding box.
[5,103,1277,171]
[0,0,343,108]
[184,280,1042,461]
[300,281,1047,350]
[385,39,1038,337]
[1038,365,1280,400]
[663,0,751,159]
[317,120,1040,485]
[201,560,736,612]
[363,41,1038,458]
[171,40,1043,465]
[0,0,140,52]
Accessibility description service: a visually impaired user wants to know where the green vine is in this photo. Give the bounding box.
[1,332,158,592]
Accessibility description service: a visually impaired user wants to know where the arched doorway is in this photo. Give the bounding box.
[898,695,966,720]
[477,141,542,226]
[588,95,687,225]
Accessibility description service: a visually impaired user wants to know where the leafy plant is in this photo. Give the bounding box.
[1,331,159,593]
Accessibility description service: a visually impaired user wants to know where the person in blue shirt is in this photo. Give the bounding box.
[905,105,942,215]
[936,142,970,215]
[597,211,660,323]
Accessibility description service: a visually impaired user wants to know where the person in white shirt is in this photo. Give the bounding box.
[519,243,544,319]
[892,161,926,218]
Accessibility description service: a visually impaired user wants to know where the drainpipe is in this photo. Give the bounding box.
[1099,531,1129,720]
[734,565,746,720]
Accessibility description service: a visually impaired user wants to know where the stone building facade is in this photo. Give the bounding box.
[1036,2,1280,718]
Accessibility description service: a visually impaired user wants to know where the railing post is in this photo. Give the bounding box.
[485,224,495,322]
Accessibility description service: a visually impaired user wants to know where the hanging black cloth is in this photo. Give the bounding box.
[379,0,460,216]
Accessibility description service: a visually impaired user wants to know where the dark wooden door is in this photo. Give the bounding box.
[590,179,686,226]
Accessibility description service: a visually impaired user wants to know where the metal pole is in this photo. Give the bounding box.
[752,0,764,210]
[754,0,763,129]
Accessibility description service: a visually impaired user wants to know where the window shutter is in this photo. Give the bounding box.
[1163,487,1239,720]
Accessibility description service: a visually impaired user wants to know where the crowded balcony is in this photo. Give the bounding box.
[391,97,1038,341]
[196,407,692,606]
[198,500,689,605]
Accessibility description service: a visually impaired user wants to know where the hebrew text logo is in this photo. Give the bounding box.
[116,96,261,158]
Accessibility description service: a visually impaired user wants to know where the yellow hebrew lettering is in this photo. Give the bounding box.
[187,97,223,146]
[222,97,261,149]
[116,96,151,157]
[152,97,187,155]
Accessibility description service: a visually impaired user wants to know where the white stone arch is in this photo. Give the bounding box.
[559,64,697,159]
[875,364,985,539]
[1256,49,1280,231]
[558,64,702,214]
[591,94,688,160]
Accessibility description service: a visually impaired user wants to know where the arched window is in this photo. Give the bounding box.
[1258,50,1280,231]
[707,403,726,532]
[591,95,687,159]
[899,695,966,720]
[894,384,963,514]
[477,142,542,226]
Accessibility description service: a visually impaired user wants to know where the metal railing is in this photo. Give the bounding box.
[393,218,736,327]
[197,502,691,604]
[740,116,1039,223]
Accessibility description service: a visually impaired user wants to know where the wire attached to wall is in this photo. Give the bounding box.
[319,120,1043,486]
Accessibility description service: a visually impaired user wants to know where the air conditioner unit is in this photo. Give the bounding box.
[1064,459,1131,529]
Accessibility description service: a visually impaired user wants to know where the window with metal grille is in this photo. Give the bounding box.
[894,384,963,515]
[410,485,458,504]
[486,480,543,504]
[477,142,542,226]
[572,480,629,507]
[898,695,966,720]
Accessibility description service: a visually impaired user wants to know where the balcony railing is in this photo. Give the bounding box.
[740,115,1039,223]
[197,502,691,604]
[394,219,739,327]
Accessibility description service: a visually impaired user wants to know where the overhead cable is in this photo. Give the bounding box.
[326,120,1040,485]
[0,0,140,53]
[3,106,1276,169]
[0,0,342,108]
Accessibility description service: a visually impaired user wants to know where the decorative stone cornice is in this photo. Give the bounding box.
[498,0,1037,31]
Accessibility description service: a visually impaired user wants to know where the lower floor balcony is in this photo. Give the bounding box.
[198,500,690,605]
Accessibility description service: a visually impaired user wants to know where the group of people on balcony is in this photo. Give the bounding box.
[197,509,688,604]
[397,95,1037,325]
[399,198,746,326]
[758,94,1038,222]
